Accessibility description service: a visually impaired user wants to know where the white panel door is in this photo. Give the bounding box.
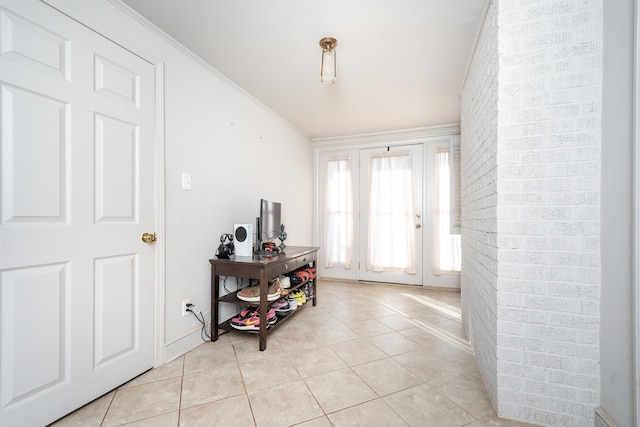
[0,1,156,425]
[359,145,423,285]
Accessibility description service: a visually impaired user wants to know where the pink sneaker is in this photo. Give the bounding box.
[230,309,276,330]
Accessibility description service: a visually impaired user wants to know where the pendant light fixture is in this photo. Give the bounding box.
[319,37,338,84]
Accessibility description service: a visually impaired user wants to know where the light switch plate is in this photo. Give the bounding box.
[182,173,192,190]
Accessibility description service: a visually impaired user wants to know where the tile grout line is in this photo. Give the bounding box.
[176,356,186,426]
[99,391,116,427]
[233,338,260,427]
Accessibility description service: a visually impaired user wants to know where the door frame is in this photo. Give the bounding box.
[312,126,461,288]
[151,62,166,367]
[635,0,640,422]
[42,0,167,367]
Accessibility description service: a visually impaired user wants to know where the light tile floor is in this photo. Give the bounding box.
[51,279,537,427]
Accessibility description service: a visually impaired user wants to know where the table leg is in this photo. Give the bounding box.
[258,269,268,351]
[312,277,317,306]
[211,262,219,341]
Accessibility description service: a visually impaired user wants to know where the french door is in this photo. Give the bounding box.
[0,1,157,425]
[358,145,423,285]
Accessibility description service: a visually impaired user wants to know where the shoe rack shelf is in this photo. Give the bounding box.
[215,276,312,336]
[210,246,319,351]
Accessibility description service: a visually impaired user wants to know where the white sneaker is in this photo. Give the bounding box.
[279,275,291,289]
[285,295,298,310]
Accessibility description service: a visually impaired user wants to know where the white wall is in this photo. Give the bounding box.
[600,0,635,426]
[461,0,603,425]
[460,0,500,408]
[45,0,314,361]
[162,56,313,357]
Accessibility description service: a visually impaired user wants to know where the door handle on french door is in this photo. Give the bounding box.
[415,224,421,229]
[141,232,157,243]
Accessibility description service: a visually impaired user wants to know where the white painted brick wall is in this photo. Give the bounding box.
[461,0,602,425]
[496,0,602,424]
[461,0,500,408]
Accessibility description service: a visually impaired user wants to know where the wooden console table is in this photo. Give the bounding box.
[210,246,319,351]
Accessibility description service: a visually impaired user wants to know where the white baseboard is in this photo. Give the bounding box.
[594,407,620,427]
[163,326,209,363]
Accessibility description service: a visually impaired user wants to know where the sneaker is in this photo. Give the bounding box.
[302,266,316,279]
[230,308,276,330]
[237,307,279,321]
[292,270,310,284]
[237,283,280,302]
[235,307,257,318]
[271,277,288,296]
[307,283,315,299]
[290,290,306,305]
[230,311,261,330]
[301,284,312,300]
[270,297,288,310]
[272,298,295,316]
[285,295,298,311]
[279,275,291,289]
[265,308,277,325]
[286,272,303,285]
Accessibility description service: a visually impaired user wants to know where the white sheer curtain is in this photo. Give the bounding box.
[324,155,354,269]
[367,151,416,274]
[434,149,461,273]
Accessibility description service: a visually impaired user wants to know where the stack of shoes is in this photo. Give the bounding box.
[271,297,296,317]
[287,270,306,285]
[286,265,317,286]
[301,283,314,300]
[237,280,282,302]
[229,308,277,331]
[301,266,317,279]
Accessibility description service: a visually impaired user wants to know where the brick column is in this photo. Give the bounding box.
[461,0,602,425]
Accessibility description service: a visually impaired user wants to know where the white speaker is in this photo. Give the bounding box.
[233,224,254,257]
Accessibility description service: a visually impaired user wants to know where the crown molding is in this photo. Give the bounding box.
[311,123,460,148]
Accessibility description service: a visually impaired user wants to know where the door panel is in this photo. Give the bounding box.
[359,145,423,285]
[0,263,67,408]
[94,254,137,366]
[1,83,68,222]
[95,113,138,221]
[94,54,141,107]
[0,5,70,80]
[0,1,156,425]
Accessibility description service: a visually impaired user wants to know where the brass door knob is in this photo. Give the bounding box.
[416,224,422,229]
[141,232,157,243]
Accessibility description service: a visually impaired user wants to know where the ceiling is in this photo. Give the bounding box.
[120,0,489,140]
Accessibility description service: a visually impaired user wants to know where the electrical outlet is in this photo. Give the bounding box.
[181,299,191,317]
